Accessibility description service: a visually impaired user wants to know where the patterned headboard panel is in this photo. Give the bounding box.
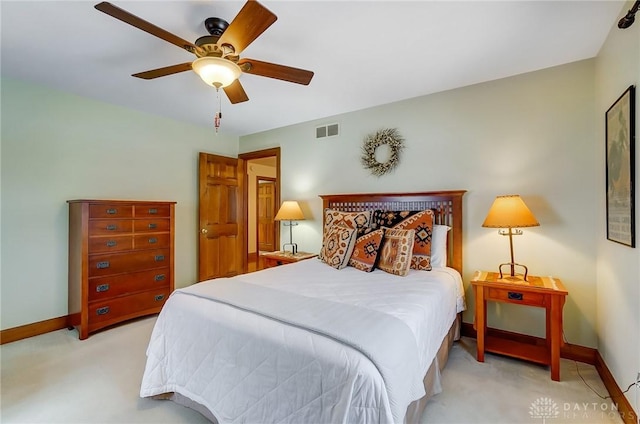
[318,191,466,275]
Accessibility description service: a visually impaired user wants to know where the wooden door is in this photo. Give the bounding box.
[257,179,276,252]
[198,152,245,281]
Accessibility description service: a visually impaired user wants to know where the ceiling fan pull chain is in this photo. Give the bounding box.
[214,88,222,134]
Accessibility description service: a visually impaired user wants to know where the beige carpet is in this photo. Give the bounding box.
[1,316,622,423]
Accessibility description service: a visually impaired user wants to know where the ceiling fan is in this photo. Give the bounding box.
[94,1,314,104]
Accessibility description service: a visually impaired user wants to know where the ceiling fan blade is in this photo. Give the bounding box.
[238,59,314,85]
[223,80,249,104]
[217,1,277,55]
[94,2,204,56]
[132,63,193,80]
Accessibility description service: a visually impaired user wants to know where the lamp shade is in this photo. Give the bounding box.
[191,57,241,88]
[482,195,539,228]
[274,201,305,221]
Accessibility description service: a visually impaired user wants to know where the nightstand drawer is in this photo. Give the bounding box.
[487,287,545,307]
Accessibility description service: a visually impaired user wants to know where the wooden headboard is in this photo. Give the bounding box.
[319,190,466,275]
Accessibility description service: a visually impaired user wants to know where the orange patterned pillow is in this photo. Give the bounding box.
[377,228,415,277]
[319,225,357,270]
[348,228,385,272]
[323,209,372,236]
[373,209,434,271]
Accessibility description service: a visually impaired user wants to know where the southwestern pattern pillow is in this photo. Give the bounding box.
[377,228,415,277]
[348,228,385,272]
[372,209,434,271]
[323,209,372,236]
[319,209,373,262]
[319,225,357,270]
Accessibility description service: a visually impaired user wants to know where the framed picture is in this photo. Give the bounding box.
[606,85,635,247]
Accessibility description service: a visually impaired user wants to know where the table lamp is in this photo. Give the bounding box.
[274,201,305,254]
[482,195,539,281]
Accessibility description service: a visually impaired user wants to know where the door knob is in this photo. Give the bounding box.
[201,228,208,234]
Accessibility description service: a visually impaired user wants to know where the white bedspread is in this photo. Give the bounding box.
[140,259,465,424]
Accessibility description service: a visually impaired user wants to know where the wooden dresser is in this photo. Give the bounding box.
[68,200,176,339]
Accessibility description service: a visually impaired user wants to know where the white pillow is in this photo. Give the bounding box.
[431,224,451,268]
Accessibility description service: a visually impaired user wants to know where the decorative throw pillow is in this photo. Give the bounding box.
[348,228,385,272]
[319,225,357,270]
[372,209,434,271]
[319,209,373,262]
[323,209,372,236]
[431,224,451,268]
[377,228,415,277]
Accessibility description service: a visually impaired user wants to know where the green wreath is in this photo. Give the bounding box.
[361,128,405,176]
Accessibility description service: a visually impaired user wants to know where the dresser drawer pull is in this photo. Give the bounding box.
[148,237,158,244]
[154,255,165,262]
[508,292,523,301]
[106,240,117,247]
[148,223,157,229]
[96,306,110,315]
[154,294,165,302]
[106,208,117,215]
[106,224,117,231]
[96,284,110,292]
[154,274,166,282]
[148,208,158,214]
[96,261,110,269]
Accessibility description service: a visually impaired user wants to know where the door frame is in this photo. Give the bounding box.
[238,147,281,273]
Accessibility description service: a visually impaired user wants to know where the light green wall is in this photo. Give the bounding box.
[241,59,600,348]
[0,78,238,329]
[594,0,640,410]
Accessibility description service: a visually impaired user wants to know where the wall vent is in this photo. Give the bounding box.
[315,123,340,139]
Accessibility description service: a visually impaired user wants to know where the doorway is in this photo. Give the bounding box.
[257,177,277,252]
[239,148,280,272]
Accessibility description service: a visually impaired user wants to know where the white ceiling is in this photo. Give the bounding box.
[1,1,624,137]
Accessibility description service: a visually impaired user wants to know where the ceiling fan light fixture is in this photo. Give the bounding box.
[192,57,241,88]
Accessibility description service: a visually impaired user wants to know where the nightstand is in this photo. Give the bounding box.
[261,251,317,268]
[471,270,568,381]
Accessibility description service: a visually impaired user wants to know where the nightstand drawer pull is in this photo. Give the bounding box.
[154,274,165,282]
[96,261,110,269]
[154,294,165,302]
[154,255,165,262]
[96,306,110,315]
[106,240,117,247]
[96,284,110,292]
[148,208,158,214]
[148,237,158,244]
[508,292,523,301]
[106,224,117,231]
[148,223,157,229]
[106,208,117,215]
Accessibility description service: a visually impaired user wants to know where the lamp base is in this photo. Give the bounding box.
[282,242,298,255]
[498,262,529,281]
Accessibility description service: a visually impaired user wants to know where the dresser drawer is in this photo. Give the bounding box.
[88,288,170,326]
[88,268,170,302]
[89,235,133,253]
[135,204,171,218]
[89,219,133,235]
[487,287,546,307]
[88,248,170,277]
[89,204,133,219]
[134,218,170,233]
[134,233,170,250]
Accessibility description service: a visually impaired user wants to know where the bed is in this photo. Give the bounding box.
[140,190,466,423]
